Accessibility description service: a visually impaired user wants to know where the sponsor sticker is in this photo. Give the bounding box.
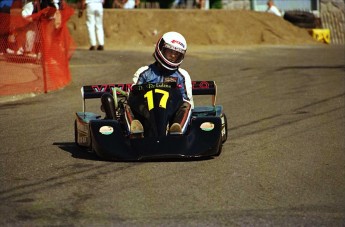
[200,122,215,131]
[99,126,114,135]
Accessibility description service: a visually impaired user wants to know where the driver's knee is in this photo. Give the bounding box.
[170,101,191,134]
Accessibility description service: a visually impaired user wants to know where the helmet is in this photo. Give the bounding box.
[154,31,187,71]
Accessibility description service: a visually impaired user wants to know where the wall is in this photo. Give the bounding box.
[320,0,345,44]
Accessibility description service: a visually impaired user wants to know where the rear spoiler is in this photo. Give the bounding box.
[192,81,217,106]
[81,81,217,110]
[81,83,132,99]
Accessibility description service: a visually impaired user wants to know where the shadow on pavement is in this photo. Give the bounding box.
[53,142,100,161]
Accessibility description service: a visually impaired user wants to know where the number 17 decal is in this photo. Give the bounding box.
[144,89,169,111]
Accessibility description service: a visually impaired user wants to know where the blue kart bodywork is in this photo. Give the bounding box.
[74,81,228,161]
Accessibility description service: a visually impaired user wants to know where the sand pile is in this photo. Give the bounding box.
[68,9,318,48]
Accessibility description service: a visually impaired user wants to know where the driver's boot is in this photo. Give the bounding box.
[130,120,144,139]
[170,123,182,134]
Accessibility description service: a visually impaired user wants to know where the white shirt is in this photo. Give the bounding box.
[123,0,135,9]
[22,1,34,17]
[85,0,103,4]
[52,0,60,9]
[267,5,282,17]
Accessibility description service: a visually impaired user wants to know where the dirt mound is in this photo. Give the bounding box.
[68,9,318,48]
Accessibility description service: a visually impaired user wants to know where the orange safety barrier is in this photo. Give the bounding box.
[0,4,76,96]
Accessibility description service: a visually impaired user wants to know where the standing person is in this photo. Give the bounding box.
[113,0,140,9]
[38,0,62,28]
[194,0,209,9]
[266,0,282,17]
[40,0,61,9]
[0,0,13,54]
[125,31,194,137]
[5,0,61,55]
[79,0,104,50]
[172,0,186,8]
[21,0,38,57]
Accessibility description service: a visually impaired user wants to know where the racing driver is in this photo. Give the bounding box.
[125,31,194,137]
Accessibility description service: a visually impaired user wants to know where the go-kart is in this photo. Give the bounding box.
[74,81,228,161]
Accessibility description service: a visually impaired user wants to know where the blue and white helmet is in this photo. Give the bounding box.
[154,31,187,70]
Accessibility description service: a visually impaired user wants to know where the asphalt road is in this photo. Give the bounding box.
[1,45,345,226]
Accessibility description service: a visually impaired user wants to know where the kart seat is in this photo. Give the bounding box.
[101,93,117,120]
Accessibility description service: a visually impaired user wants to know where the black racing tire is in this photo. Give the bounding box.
[221,113,228,144]
[214,113,228,157]
[74,119,90,152]
[214,137,223,157]
[87,124,94,153]
[293,22,317,29]
[284,11,315,23]
[216,145,222,156]
[74,120,78,145]
[283,11,317,28]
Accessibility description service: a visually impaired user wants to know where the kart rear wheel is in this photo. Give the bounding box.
[214,137,223,157]
[221,113,228,144]
[74,119,89,152]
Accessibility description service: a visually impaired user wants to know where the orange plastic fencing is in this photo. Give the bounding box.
[0,4,76,96]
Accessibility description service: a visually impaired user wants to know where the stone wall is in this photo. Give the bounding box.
[320,0,345,44]
[221,0,251,10]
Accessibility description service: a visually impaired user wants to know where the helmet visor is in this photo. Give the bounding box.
[161,44,185,64]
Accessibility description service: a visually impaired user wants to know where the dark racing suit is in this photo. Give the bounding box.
[125,62,194,134]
